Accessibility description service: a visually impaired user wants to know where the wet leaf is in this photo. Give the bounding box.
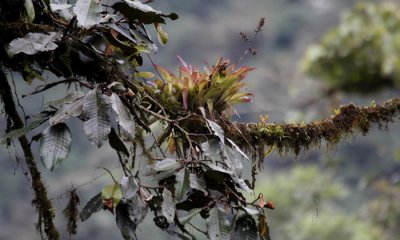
[207,207,231,240]
[207,120,225,144]
[110,93,135,141]
[154,158,180,171]
[178,208,202,225]
[83,89,111,147]
[40,123,72,171]
[161,189,175,223]
[49,92,84,125]
[73,0,102,29]
[80,193,103,222]
[175,168,190,202]
[230,214,258,240]
[24,0,35,21]
[50,0,74,21]
[116,203,138,240]
[7,32,62,56]
[189,173,208,196]
[226,138,250,162]
[201,139,223,163]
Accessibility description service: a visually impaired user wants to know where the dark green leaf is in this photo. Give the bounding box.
[108,128,130,157]
[80,192,103,222]
[230,214,258,240]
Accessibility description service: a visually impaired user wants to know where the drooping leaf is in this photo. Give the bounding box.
[154,158,180,171]
[113,0,178,24]
[223,146,244,177]
[175,168,190,202]
[63,189,80,237]
[189,173,208,196]
[161,189,175,223]
[230,214,258,240]
[101,183,122,209]
[7,32,62,57]
[207,207,231,240]
[83,89,111,148]
[50,0,74,21]
[110,93,135,140]
[80,192,103,221]
[201,139,224,163]
[1,113,49,144]
[40,123,72,171]
[116,203,138,240]
[178,208,202,225]
[73,0,102,29]
[108,128,130,157]
[49,92,84,125]
[207,120,225,144]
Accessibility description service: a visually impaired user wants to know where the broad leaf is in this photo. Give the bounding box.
[207,120,225,144]
[223,146,244,177]
[110,93,135,140]
[201,139,223,163]
[189,173,207,196]
[108,128,130,157]
[80,193,103,221]
[40,123,72,171]
[113,0,178,24]
[49,92,84,125]
[83,89,111,148]
[7,32,62,56]
[230,214,258,240]
[116,203,138,240]
[226,138,250,162]
[154,158,180,171]
[175,168,190,202]
[207,207,231,240]
[161,189,175,223]
[50,0,74,21]
[178,208,202,225]
[73,0,102,29]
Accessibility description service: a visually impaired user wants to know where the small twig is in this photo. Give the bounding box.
[22,78,92,98]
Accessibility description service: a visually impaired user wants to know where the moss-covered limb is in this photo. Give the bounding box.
[0,69,60,239]
[229,98,400,155]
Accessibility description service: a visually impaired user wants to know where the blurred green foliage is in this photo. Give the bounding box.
[255,166,383,239]
[301,2,400,93]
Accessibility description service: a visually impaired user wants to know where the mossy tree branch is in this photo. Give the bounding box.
[229,98,400,155]
[0,69,59,239]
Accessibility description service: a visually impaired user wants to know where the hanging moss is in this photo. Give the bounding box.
[227,98,400,155]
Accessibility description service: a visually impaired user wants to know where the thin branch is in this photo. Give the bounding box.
[22,78,93,97]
